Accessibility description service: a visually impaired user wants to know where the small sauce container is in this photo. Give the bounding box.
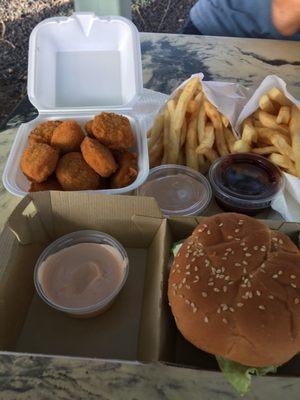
[34,230,129,318]
[209,153,285,215]
[137,164,212,217]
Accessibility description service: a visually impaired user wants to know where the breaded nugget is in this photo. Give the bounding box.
[85,120,94,137]
[29,176,62,192]
[20,143,59,183]
[51,120,85,153]
[110,151,138,189]
[28,120,62,145]
[81,137,118,177]
[56,152,100,191]
[92,112,135,150]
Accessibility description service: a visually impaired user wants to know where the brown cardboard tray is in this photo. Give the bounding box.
[1,193,300,378]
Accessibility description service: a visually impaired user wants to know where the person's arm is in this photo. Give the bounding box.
[272,0,300,36]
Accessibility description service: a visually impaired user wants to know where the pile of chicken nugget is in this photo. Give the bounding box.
[20,112,139,192]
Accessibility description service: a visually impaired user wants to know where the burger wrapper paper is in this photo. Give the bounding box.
[144,74,300,222]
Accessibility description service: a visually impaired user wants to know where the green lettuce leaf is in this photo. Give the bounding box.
[216,356,277,396]
[171,240,184,257]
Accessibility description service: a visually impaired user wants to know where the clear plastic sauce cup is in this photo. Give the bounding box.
[34,230,129,318]
[137,164,212,217]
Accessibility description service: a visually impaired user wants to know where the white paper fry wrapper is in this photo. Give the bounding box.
[236,75,300,222]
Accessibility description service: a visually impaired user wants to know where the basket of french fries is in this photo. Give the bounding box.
[147,74,300,221]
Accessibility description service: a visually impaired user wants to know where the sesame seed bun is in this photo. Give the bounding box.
[168,213,300,367]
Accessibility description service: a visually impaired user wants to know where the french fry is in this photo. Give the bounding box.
[269,134,295,162]
[253,120,264,128]
[224,128,237,153]
[196,124,215,154]
[232,139,251,153]
[148,112,164,148]
[252,146,278,155]
[259,94,276,114]
[204,148,219,163]
[170,76,199,163]
[178,148,185,165]
[257,128,291,146]
[185,114,199,171]
[187,100,199,114]
[180,118,187,148]
[197,101,207,143]
[149,135,163,167]
[289,105,300,178]
[162,106,172,163]
[257,110,290,135]
[276,106,291,125]
[269,153,296,176]
[242,118,258,145]
[221,115,230,128]
[204,101,228,156]
[268,88,291,106]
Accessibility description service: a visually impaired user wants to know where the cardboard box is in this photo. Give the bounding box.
[1,193,300,381]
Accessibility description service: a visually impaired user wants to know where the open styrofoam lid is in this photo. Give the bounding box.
[27,13,143,112]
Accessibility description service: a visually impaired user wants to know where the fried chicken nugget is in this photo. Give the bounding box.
[110,151,138,189]
[20,143,59,183]
[51,120,85,153]
[85,120,94,137]
[29,176,62,192]
[92,112,135,150]
[56,152,100,191]
[81,137,118,178]
[28,120,62,145]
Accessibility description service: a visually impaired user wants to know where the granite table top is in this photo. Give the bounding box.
[0,32,300,399]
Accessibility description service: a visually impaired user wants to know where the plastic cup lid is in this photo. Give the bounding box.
[137,164,212,217]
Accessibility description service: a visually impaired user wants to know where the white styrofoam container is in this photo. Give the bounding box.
[3,13,148,197]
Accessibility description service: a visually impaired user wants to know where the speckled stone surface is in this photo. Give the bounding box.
[0,33,300,399]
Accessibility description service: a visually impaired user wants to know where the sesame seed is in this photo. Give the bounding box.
[185,254,190,258]
[192,308,197,313]
[253,246,259,250]
[256,290,261,296]
[229,281,234,285]
[191,302,195,308]
[272,237,278,242]
[221,304,228,310]
[291,275,296,279]
[261,263,266,268]
[202,292,208,298]
[294,298,299,305]
[235,229,240,233]
[227,236,233,239]
[219,223,224,227]
[238,220,244,225]
[243,247,248,251]
[245,253,252,257]
[279,239,283,244]
[222,257,227,260]
[278,270,283,275]
[178,283,183,289]
[223,286,227,292]
[237,303,244,308]
[186,271,191,275]
[179,294,183,298]
[204,316,209,323]
[235,238,241,241]
[186,265,191,270]
[214,287,220,292]
[216,269,222,274]
[225,275,230,281]
[185,299,190,304]
[235,263,241,267]
[207,230,211,235]
[217,308,221,314]
[193,279,199,283]
[268,295,274,300]
[291,283,297,289]
[191,258,196,262]
[247,281,251,288]
[258,305,266,310]
[208,282,214,286]
[260,246,267,252]
[242,261,248,266]
[248,292,253,298]
[243,267,247,274]
[194,266,198,272]
[182,278,187,284]
[229,307,234,312]
[222,318,228,324]
[186,285,191,289]
[244,278,249,283]
[240,242,246,247]
[272,274,278,279]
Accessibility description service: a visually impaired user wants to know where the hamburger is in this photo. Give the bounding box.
[168,213,300,394]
